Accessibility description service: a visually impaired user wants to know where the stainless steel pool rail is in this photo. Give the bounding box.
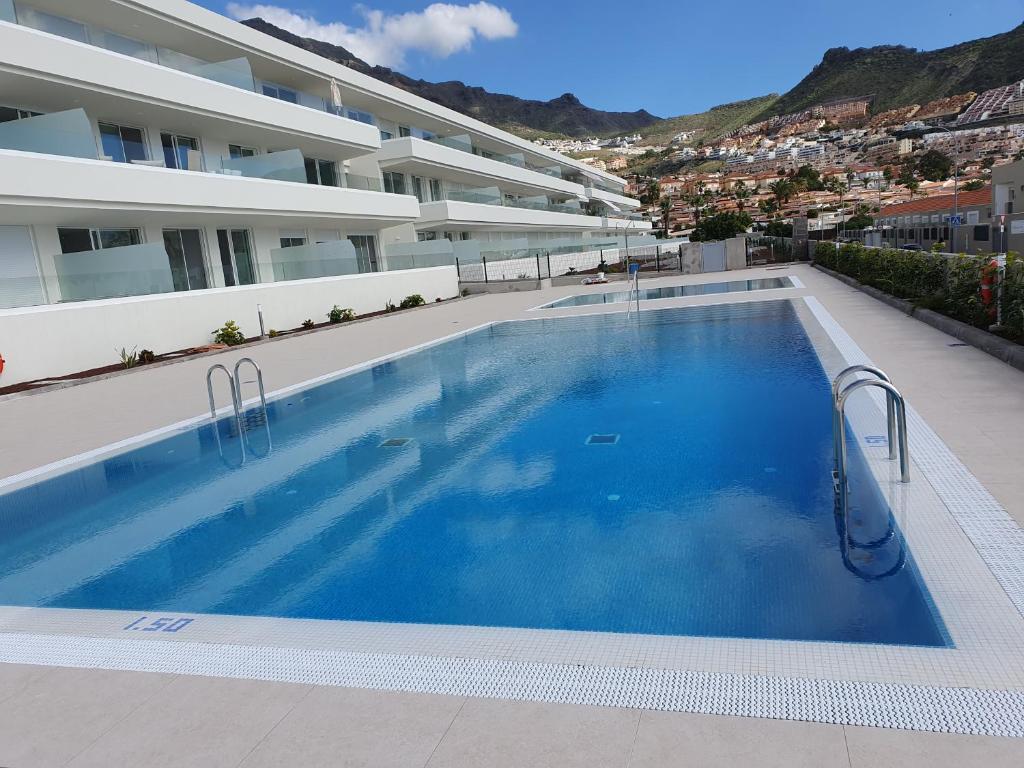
[832,366,910,516]
[233,357,272,457]
[624,269,641,318]
[206,363,244,434]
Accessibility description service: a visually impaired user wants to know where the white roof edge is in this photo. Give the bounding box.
[138,0,629,187]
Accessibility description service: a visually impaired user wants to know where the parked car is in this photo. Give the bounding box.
[899,244,924,252]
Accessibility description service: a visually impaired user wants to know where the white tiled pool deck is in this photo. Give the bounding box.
[1,264,1023,766]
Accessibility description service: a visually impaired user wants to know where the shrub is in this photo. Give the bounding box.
[301,319,315,329]
[384,300,397,313]
[460,288,470,297]
[327,305,355,323]
[399,294,425,309]
[435,297,443,302]
[138,349,156,364]
[212,320,246,346]
[117,346,138,369]
[268,329,280,338]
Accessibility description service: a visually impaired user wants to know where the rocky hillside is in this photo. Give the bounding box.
[761,23,1024,118]
[240,18,660,138]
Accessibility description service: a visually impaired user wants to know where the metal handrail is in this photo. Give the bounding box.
[831,365,896,467]
[207,363,246,466]
[834,378,910,515]
[624,267,641,318]
[233,357,272,458]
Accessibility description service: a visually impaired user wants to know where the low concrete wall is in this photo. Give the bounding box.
[0,266,458,385]
[725,237,747,270]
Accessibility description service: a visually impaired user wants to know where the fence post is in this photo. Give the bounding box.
[535,253,541,280]
[678,244,683,272]
[656,245,661,272]
[546,251,551,279]
[455,257,461,281]
[483,255,488,284]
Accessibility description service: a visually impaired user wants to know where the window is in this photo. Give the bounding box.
[58,227,142,253]
[380,130,394,141]
[0,106,41,123]
[410,176,425,203]
[345,109,375,125]
[19,8,88,42]
[429,178,443,201]
[228,144,257,159]
[261,82,298,104]
[163,229,208,292]
[399,125,412,138]
[974,225,990,242]
[98,122,148,163]
[347,235,378,272]
[279,231,307,248]
[383,171,406,195]
[216,229,256,286]
[160,132,200,170]
[304,158,338,186]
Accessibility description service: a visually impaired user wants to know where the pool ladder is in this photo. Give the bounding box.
[624,268,641,318]
[831,364,910,515]
[206,358,272,462]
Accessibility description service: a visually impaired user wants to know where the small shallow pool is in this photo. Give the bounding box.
[0,300,947,646]
[537,276,793,309]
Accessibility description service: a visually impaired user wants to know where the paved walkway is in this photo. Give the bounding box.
[1,264,1023,766]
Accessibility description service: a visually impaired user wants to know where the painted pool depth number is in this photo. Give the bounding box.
[122,616,194,633]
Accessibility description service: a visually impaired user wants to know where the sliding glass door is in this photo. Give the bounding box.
[216,229,256,286]
[163,229,208,291]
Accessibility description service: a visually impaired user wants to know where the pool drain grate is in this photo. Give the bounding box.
[379,438,413,448]
[586,434,620,445]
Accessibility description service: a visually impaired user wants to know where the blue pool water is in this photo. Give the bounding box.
[0,301,948,646]
[539,277,793,309]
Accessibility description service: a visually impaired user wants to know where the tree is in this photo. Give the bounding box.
[658,196,672,238]
[916,149,952,182]
[733,180,752,212]
[764,220,792,237]
[845,212,874,229]
[963,179,985,191]
[758,198,779,217]
[639,181,660,206]
[791,165,824,192]
[768,179,795,206]
[690,211,753,242]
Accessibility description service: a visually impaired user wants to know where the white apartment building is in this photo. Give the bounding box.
[0,0,648,384]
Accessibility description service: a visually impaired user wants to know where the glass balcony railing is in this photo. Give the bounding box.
[386,240,458,271]
[13,5,258,91]
[1,0,15,23]
[213,149,307,183]
[420,135,571,179]
[269,240,362,282]
[344,173,384,192]
[443,187,588,216]
[0,108,97,159]
[52,243,176,302]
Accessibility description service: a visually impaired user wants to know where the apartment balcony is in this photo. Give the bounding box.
[0,20,380,159]
[584,186,643,210]
[416,193,603,232]
[0,149,420,228]
[376,137,587,199]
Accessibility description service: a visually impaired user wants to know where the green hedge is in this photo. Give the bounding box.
[814,242,1024,341]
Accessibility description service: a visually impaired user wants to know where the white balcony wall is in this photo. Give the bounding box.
[0,21,381,155]
[417,200,603,231]
[0,265,458,384]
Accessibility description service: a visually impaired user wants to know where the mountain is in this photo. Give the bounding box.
[240,18,660,138]
[632,94,781,146]
[760,22,1024,119]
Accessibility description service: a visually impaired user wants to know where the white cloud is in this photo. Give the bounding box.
[226,2,518,69]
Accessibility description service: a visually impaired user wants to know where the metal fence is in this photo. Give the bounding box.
[455,243,690,283]
[746,236,811,266]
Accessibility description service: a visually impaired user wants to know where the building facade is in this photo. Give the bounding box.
[0,0,648,383]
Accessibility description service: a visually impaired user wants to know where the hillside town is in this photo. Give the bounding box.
[543,81,1024,242]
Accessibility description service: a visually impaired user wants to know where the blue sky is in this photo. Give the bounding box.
[200,0,1024,118]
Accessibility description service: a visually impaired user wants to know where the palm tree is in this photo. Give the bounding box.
[659,196,672,238]
[733,180,752,212]
[768,179,794,207]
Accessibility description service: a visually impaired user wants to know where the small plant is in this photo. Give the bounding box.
[117,346,138,369]
[399,294,425,309]
[138,349,156,364]
[301,319,315,329]
[268,329,280,338]
[212,320,246,346]
[435,297,443,302]
[328,305,356,323]
[385,299,398,313]
[460,288,470,297]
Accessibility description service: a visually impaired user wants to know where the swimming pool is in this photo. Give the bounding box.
[538,277,793,309]
[0,300,947,646]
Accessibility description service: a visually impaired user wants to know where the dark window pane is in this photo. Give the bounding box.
[318,160,337,187]
[304,157,318,185]
[974,225,989,241]
[0,106,20,123]
[97,229,140,249]
[179,229,208,290]
[58,228,93,254]
[163,230,189,291]
[161,132,178,169]
[120,126,147,162]
[217,229,236,287]
[231,230,255,285]
[99,123,126,162]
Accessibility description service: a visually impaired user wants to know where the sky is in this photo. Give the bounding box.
[198,0,1024,118]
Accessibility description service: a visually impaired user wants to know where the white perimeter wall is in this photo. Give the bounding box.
[0,266,457,385]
